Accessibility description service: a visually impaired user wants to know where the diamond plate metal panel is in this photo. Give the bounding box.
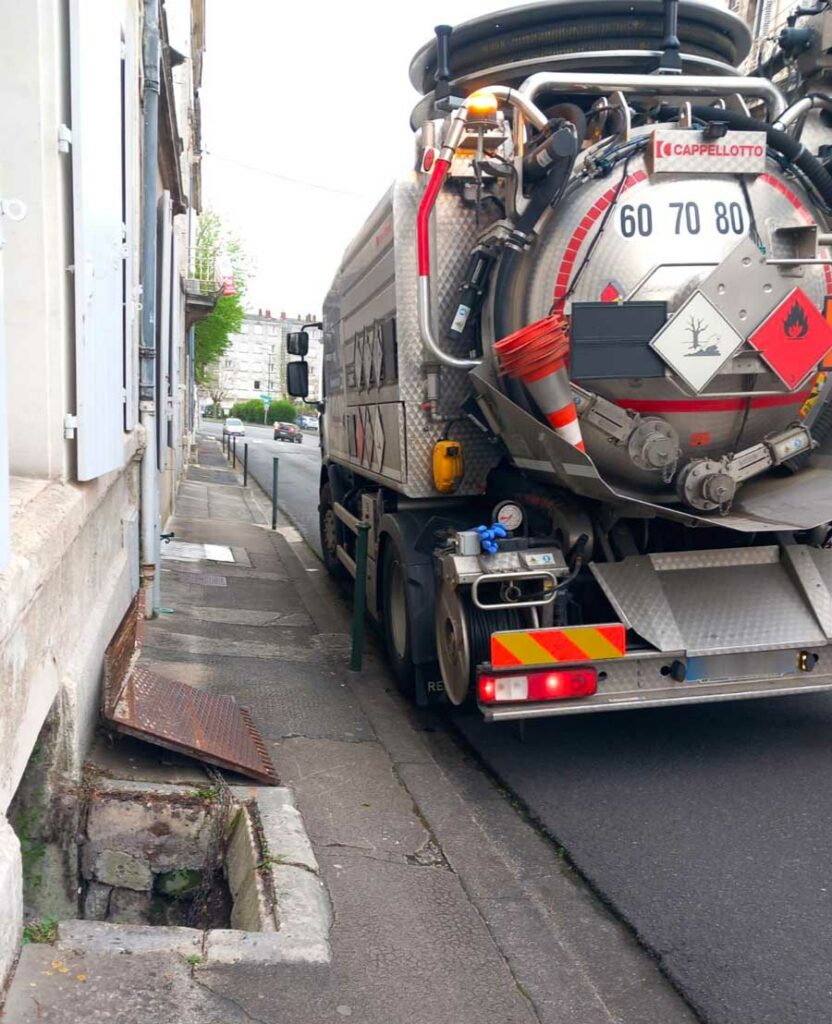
[650,547,780,571]
[590,557,685,652]
[783,544,832,639]
[593,550,828,656]
[326,175,501,497]
[111,666,278,785]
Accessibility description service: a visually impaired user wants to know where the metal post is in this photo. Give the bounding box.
[232,434,237,468]
[243,443,248,487]
[271,456,279,530]
[350,522,371,672]
[222,431,226,454]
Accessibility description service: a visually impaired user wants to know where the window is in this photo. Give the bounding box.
[254,325,263,335]
[241,324,249,334]
[253,380,261,390]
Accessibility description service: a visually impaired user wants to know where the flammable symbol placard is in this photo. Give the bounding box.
[748,287,832,390]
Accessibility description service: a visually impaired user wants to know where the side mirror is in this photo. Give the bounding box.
[287,331,309,357]
[286,360,309,399]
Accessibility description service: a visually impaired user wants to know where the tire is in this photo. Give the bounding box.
[318,482,349,581]
[381,538,416,700]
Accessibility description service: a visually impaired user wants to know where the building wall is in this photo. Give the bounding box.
[217,311,322,404]
[0,0,202,989]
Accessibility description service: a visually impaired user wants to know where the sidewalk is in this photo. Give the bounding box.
[3,435,694,1024]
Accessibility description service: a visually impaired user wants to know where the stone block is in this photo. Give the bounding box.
[83,881,112,920]
[231,786,319,873]
[56,920,202,955]
[85,782,213,872]
[108,887,151,925]
[93,850,152,891]
[224,808,258,899]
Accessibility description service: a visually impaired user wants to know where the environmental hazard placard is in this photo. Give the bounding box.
[650,291,743,393]
[748,288,832,389]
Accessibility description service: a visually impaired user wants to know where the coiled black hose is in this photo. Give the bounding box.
[690,105,832,208]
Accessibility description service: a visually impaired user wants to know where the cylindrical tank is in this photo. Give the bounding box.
[488,142,830,497]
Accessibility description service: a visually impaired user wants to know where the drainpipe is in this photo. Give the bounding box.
[140,0,161,618]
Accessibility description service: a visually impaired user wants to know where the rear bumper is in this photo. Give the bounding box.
[480,647,832,721]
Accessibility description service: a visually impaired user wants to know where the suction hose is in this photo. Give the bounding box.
[690,104,832,208]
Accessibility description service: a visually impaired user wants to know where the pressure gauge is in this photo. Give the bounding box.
[493,501,524,534]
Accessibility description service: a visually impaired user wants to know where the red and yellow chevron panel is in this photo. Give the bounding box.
[490,624,626,669]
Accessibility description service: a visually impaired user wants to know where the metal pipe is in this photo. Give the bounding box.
[415,88,549,373]
[773,93,832,131]
[243,442,248,487]
[518,72,786,119]
[139,0,161,620]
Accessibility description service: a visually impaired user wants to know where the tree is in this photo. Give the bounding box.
[193,211,252,384]
[686,316,706,351]
[203,364,230,409]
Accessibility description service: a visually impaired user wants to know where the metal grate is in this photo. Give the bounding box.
[102,591,277,785]
[109,666,277,785]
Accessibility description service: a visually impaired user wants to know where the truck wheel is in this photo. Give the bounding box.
[319,482,349,581]
[382,538,416,699]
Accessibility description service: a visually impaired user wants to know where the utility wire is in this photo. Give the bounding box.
[203,149,373,199]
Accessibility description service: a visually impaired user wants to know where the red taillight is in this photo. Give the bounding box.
[478,667,597,704]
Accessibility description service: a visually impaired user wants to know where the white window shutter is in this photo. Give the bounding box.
[0,219,9,570]
[156,193,172,471]
[69,0,125,480]
[169,230,181,456]
[123,7,140,431]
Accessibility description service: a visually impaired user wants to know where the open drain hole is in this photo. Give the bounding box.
[78,778,274,932]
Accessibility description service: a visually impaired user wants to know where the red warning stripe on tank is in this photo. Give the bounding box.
[553,171,832,308]
[614,389,813,414]
[759,174,832,293]
[552,170,648,310]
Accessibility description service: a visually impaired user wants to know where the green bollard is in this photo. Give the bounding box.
[350,522,371,672]
[271,456,279,530]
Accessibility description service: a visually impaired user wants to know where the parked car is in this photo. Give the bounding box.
[274,421,302,443]
[222,417,245,438]
[301,415,319,432]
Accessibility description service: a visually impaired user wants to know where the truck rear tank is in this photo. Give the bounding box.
[293,0,832,719]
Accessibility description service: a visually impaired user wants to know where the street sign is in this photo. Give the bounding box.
[261,394,271,407]
[650,291,743,393]
[748,288,832,389]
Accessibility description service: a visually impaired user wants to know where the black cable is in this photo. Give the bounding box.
[737,175,765,251]
[560,153,634,307]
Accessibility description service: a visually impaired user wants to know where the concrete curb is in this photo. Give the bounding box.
[56,784,332,967]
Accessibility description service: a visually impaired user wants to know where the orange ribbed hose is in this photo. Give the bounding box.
[494,315,570,381]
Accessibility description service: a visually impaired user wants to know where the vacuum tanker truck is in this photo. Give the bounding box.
[285,0,832,720]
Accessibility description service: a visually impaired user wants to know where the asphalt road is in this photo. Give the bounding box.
[201,422,832,1024]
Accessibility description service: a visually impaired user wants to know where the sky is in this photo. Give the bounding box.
[200,0,512,317]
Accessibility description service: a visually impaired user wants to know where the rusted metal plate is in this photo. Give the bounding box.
[103,594,142,718]
[109,667,277,785]
[103,592,277,785]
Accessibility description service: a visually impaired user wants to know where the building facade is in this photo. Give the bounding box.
[211,310,323,406]
[0,0,206,984]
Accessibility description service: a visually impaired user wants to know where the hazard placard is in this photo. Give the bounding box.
[650,291,743,393]
[748,288,832,389]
